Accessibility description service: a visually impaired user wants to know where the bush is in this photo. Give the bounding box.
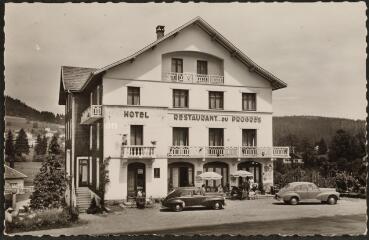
[6,208,78,233]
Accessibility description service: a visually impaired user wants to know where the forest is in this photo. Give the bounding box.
[5,96,64,124]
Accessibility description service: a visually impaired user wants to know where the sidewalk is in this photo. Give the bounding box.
[12,198,366,236]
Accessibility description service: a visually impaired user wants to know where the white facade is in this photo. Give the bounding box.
[100,23,285,201]
[61,17,289,203]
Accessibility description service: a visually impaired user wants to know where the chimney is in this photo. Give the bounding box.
[156,25,165,40]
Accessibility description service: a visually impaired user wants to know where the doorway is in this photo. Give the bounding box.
[127,162,146,198]
[78,158,89,187]
[168,162,194,189]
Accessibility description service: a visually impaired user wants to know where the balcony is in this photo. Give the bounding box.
[121,145,156,159]
[163,72,224,85]
[80,105,103,125]
[167,146,290,159]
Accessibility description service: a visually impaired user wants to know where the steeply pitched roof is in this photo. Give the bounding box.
[61,66,97,91]
[59,16,287,104]
[4,165,27,179]
[90,16,287,91]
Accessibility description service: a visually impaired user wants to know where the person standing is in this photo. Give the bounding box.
[245,177,251,200]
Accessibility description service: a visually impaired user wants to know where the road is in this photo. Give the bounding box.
[131,214,366,236]
[13,197,366,236]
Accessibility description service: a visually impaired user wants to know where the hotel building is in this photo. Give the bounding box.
[58,17,289,208]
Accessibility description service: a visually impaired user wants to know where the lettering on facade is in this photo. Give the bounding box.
[172,113,261,123]
[123,111,149,119]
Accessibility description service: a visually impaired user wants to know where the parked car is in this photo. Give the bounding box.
[162,187,225,211]
[275,182,340,205]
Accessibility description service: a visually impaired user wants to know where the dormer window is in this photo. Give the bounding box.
[171,58,183,73]
[197,60,208,75]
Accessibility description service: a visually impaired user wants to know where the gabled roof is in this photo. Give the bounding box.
[61,66,97,91]
[59,16,287,104]
[59,66,97,105]
[5,165,27,179]
[89,16,287,91]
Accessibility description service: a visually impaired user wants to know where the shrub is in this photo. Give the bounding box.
[6,208,77,233]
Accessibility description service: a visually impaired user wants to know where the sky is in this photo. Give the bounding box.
[4,3,367,120]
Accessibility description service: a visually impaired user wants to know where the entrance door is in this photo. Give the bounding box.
[168,162,194,189]
[179,167,189,187]
[127,162,146,198]
[78,159,89,187]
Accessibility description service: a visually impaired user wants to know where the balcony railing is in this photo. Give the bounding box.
[80,105,103,125]
[164,72,224,85]
[167,146,290,159]
[121,145,156,159]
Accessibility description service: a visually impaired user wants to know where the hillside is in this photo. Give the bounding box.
[273,116,365,146]
[5,96,64,124]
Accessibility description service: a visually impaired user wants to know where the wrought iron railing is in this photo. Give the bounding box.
[167,146,290,158]
[164,72,224,84]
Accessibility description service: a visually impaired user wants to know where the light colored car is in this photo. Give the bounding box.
[275,182,340,205]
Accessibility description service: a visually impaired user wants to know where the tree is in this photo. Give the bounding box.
[329,129,365,173]
[14,128,29,157]
[5,130,15,168]
[30,135,66,210]
[48,135,61,155]
[317,138,328,155]
[34,134,43,155]
[41,136,48,155]
[300,138,317,168]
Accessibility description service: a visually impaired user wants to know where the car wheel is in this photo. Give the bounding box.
[327,196,337,205]
[173,203,183,212]
[289,197,299,205]
[213,201,223,210]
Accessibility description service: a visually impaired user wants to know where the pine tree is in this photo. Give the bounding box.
[318,138,328,155]
[30,134,66,210]
[41,136,48,155]
[14,128,29,157]
[34,134,42,155]
[5,130,15,168]
[48,135,61,155]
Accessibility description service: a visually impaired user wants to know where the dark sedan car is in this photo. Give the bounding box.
[162,187,225,212]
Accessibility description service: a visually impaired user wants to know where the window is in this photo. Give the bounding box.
[97,85,101,105]
[96,123,100,150]
[242,93,256,111]
[209,91,224,109]
[90,92,93,106]
[96,157,100,189]
[171,58,183,73]
[209,128,224,146]
[154,168,160,178]
[89,125,93,150]
[197,60,208,75]
[130,125,143,145]
[127,87,140,105]
[173,127,189,146]
[242,129,257,146]
[173,89,189,108]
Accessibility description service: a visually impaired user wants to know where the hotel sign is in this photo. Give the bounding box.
[172,113,261,123]
[123,110,149,119]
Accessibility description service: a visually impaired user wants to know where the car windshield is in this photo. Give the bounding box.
[281,183,293,190]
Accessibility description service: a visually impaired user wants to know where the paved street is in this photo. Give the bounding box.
[14,197,366,236]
